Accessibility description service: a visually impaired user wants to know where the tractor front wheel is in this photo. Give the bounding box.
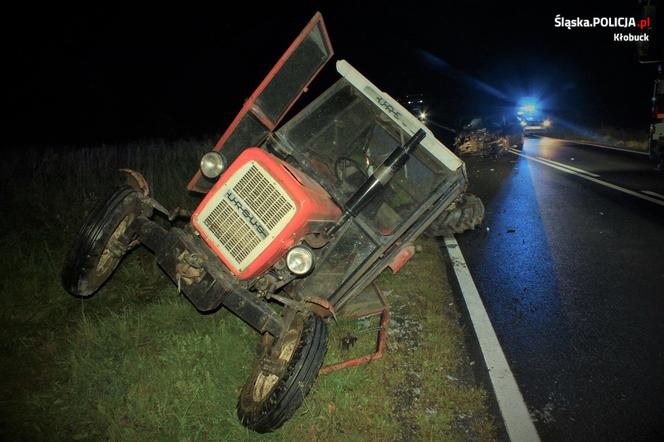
[237,312,328,433]
[62,186,144,297]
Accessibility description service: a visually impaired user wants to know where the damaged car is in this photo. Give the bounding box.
[454,113,524,157]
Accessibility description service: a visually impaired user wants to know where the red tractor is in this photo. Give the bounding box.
[62,12,481,432]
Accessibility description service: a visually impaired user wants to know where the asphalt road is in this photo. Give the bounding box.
[456,137,664,440]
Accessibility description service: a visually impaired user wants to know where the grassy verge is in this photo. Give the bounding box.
[547,125,649,151]
[0,141,496,441]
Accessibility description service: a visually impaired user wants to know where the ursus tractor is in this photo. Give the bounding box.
[62,12,482,432]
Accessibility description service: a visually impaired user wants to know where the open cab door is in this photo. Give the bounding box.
[188,12,334,193]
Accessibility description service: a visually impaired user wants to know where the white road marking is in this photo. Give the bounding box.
[445,236,540,442]
[509,149,664,207]
[642,190,664,200]
[533,155,600,178]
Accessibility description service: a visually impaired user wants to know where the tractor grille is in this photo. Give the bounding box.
[203,200,262,264]
[198,161,296,271]
[233,165,294,230]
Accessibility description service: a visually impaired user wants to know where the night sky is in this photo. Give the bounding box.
[5,1,660,147]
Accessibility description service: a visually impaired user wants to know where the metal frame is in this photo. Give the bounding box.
[188,12,333,193]
[336,60,463,173]
[328,172,465,310]
[321,282,390,374]
[136,218,285,337]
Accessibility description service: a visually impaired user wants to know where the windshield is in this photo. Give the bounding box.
[275,79,449,235]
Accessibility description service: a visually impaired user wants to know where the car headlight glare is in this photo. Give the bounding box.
[200,151,227,179]
[286,246,314,275]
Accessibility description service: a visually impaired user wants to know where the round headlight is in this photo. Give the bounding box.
[200,151,226,179]
[286,246,314,275]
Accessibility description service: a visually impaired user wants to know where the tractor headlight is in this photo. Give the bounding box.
[543,118,552,128]
[200,151,227,179]
[286,246,314,275]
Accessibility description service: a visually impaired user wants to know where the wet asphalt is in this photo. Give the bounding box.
[455,137,664,441]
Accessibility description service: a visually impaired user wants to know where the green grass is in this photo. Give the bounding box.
[0,140,496,441]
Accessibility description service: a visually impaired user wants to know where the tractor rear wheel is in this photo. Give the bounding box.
[427,193,485,236]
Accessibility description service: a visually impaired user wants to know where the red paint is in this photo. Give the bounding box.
[320,283,390,374]
[305,296,338,319]
[191,148,341,280]
[388,243,416,273]
[188,12,334,193]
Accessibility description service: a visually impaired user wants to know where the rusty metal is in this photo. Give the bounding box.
[304,296,338,321]
[116,171,176,221]
[175,250,205,286]
[320,282,390,374]
[119,168,150,196]
[303,232,330,248]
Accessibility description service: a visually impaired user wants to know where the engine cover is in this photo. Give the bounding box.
[192,148,341,280]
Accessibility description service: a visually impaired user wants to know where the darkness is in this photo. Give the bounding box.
[4,1,659,147]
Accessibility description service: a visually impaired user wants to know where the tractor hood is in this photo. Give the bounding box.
[188,12,334,193]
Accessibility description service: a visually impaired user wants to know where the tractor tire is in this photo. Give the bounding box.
[62,186,143,297]
[238,312,328,433]
[427,193,485,236]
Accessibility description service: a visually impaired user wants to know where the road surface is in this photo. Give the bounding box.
[455,137,664,440]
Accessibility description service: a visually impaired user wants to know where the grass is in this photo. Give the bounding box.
[0,140,496,441]
[547,125,649,151]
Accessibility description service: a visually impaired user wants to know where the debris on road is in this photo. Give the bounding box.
[454,115,524,158]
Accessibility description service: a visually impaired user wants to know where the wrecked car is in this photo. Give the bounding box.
[62,12,482,432]
[455,114,524,157]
